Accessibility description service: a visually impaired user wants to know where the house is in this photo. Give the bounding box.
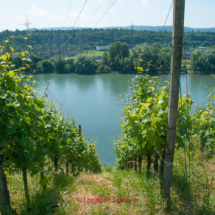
[198,47,206,52]
[96,45,110,51]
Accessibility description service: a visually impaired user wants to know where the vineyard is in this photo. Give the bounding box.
[114,64,215,176]
[0,38,101,215]
[0,37,215,215]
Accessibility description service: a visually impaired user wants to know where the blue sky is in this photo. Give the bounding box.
[1,0,215,31]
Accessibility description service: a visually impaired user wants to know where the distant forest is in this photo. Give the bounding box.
[1,29,215,55]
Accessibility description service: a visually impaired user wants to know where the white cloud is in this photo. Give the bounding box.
[8,17,13,21]
[109,8,117,13]
[142,0,149,7]
[28,6,57,20]
[118,0,123,4]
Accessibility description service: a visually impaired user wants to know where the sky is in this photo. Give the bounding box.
[1,0,215,32]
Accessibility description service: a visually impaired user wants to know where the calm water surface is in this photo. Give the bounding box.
[34,73,215,166]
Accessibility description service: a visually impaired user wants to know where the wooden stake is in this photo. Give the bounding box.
[0,155,16,215]
[163,0,185,199]
[22,166,30,205]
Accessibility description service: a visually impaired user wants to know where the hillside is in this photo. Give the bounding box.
[1,28,215,55]
[6,149,215,215]
[28,25,215,33]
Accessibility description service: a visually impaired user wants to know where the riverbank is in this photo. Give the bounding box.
[186,70,215,75]
[32,70,168,76]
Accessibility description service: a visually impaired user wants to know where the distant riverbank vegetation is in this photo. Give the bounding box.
[1,28,215,53]
[10,41,215,75]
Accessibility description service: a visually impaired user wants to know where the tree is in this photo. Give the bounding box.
[120,43,129,59]
[42,61,54,73]
[66,58,75,73]
[190,49,204,71]
[120,57,134,73]
[102,52,109,65]
[96,64,111,73]
[114,42,122,57]
[109,42,130,71]
[158,47,171,71]
[204,47,215,71]
[29,53,42,70]
[74,54,96,75]
[55,60,66,73]
[109,45,116,64]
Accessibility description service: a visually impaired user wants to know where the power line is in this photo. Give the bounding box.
[33,75,81,126]
[60,0,71,27]
[94,0,117,28]
[151,0,173,74]
[85,0,105,28]
[158,0,173,42]
[73,0,88,28]
[62,0,74,27]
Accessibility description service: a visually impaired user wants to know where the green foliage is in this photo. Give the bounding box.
[96,64,111,74]
[66,58,75,73]
[28,53,43,70]
[36,61,43,73]
[191,47,215,72]
[0,41,101,214]
[191,87,215,152]
[113,73,170,168]
[120,57,135,73]
[114,62,215,170]
[102,51,109,65]
[64,64,71,73]
[74,54,96,75]
[55,60,66,73]
[42,60,54,73]
[12,56,22,69]
[109,42,130,71]
[158,47,171,71]
[191,49,205,71]
[1,29,215,55]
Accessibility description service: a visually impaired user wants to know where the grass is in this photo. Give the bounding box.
[84,50,107,57]
[4,149,215,215]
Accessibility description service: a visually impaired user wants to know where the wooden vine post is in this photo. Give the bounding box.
[0,155,15,215]
[22,166,30,205]
[79,125,82,173]
[163,0,185,199]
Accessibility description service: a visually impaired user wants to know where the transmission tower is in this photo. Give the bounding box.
[20,15,38,32]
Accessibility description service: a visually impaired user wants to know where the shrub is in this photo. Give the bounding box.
[42,60,54,73]
[55,60,66,73]
[66,58,75,73]
[74,54,96,75]
[65,64,71,73]
[36,61,43,73]
[97,64,111,73]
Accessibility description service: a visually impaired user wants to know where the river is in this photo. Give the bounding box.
[33,73,215,166]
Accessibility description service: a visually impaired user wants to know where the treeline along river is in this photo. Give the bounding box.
[34,73,215,166]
